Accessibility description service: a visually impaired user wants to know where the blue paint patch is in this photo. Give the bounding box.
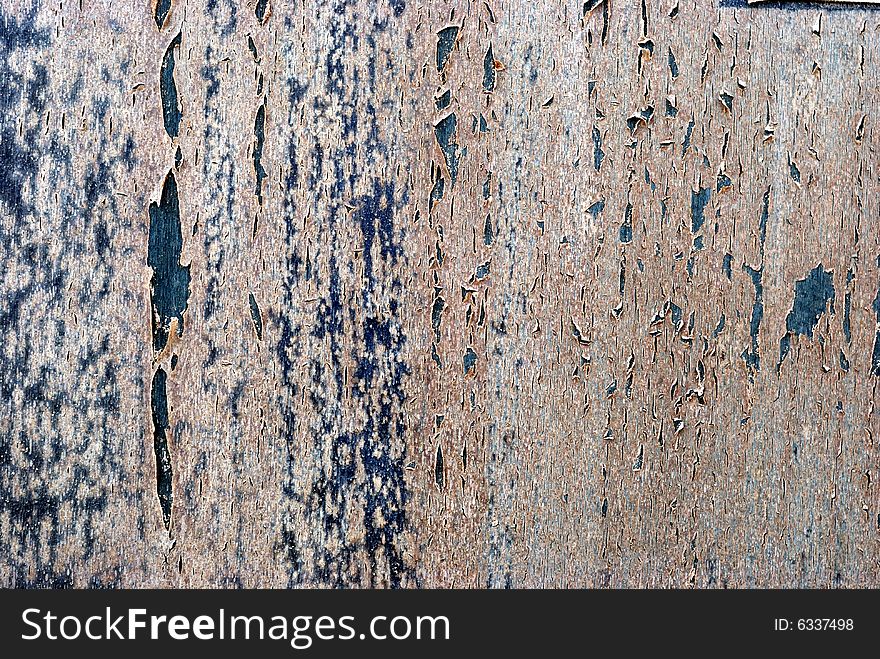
[150,368,174,529]
[436,26,459,72]
[691,187,710,233]
[160,33,182,139]
[148,171,191,353]
[154,0,172,29]
[483,43,496,92]
[463,347,477,375]
[742,264,763,373]
[778,265,835,369]
[619,203,633,244]
[434,113,461,184]
[592,126,605,171]
[253,98,267,204]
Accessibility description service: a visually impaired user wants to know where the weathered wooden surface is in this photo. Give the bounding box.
[1,0,878,588]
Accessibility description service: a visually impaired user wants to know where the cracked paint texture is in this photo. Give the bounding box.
[1,0,879,588]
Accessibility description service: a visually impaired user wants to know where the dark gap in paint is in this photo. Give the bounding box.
[682,119,695,155]
[253,98,267,204]
[160,32,182,139]
[434,113,461,184]
[483,214,494,245]
[742,264,763,373]
[150,368,173,530]
[723,253,732,280]
[668,47,679,78]
[435,89,451,110]
[434,445,444,489]
[778,264,835,369]
[592,126,605,171]
[483,43,496,92]
[436,26,459,72]
[843,268,853,343]
[691,187,710,233]
[619,203,633,244]
[154,0,172,29]
[148,170,191,353]
[255,0,269,22]
[429,175,445,209]
[248,292,263,340]
[463,346,477,375]
[431,295,445,341]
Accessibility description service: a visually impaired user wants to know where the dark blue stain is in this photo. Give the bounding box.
[691,187,710,233]
[93,220,110,256]
[1,6,142,583]
[148,170,191,352]
[644,166,656,192]
[150,368,174,529]
[716,173,732,192]
[434,112,461,184]
[713,313,726,338]
[436,26,459,72]
[200,47,237,325]
[275,1,414,588]
[160,33,182,139]
[356,180,403,273]
[778,265,835,369]
[0,14,49,223]
[206,0,238,35]
[742,264,763,373]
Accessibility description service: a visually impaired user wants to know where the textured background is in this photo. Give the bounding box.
[1,0,879,588]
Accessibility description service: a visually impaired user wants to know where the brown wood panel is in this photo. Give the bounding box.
[1,0,878,588]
